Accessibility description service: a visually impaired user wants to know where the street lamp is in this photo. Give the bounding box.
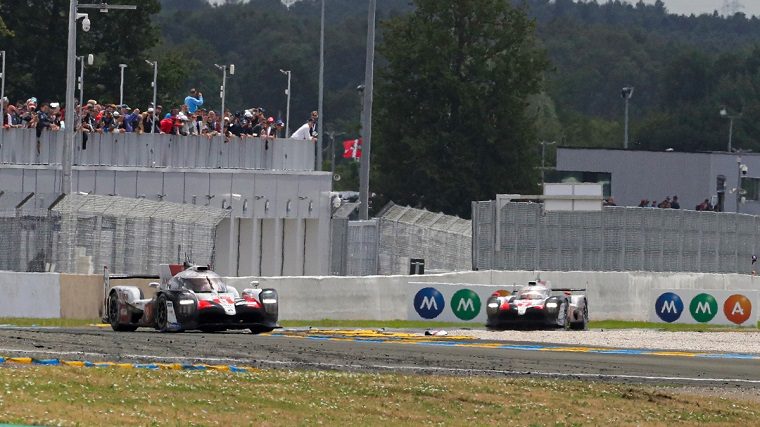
[720,107,742,152]
[62,0,136,195]
[279,69,291,137]
[621,86,634,149]
[359,0,376,220]
[77,54,93,111]
[145,60,157,134]
[118,63,127,106]
[214,63,235,140]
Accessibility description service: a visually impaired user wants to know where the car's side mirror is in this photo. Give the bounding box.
[250,280,259,289]
[149,282,160,288]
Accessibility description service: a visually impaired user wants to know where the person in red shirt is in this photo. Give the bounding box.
[159,113,174,134]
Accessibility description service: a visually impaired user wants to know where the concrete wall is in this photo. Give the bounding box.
[4,270,759,322]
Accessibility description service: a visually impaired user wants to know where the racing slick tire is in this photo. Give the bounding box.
[108,292,137,332]
[570,302,589,331]
[560,302,571,330]
[155,294,171,332]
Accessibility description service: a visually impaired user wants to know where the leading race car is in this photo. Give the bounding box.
[102,263,279,333]
[485,280,588,330]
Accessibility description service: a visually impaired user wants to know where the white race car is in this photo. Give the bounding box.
[485,280,588,330]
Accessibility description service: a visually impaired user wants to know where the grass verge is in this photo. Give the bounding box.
[0,318,99,328]
[0,366,757,426]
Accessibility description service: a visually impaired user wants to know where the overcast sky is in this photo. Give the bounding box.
[628,0,760,16]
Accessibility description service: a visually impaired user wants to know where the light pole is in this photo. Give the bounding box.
[77,54,93,113]
[326,130,346,178]
[720,107,741,152]
[118,63,127,106]
[317,0,325,170]
[621,86,634,149]
[539,141,557,189]
[279,69,291,137]
[62,0,136,194]
[0,50,6,134]
[145,60,157,133]
[215,63,235,140]
[359,0,376,220]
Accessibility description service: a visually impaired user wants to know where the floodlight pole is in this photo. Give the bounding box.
[317,0,325,170]
[146,60,157,134]
[0,50,6,139]
[118,63,127,106]
[280,69,291,137]
[62,0,137,194]
[359,0,376,220]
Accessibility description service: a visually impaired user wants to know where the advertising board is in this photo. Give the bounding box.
[408,282,507,323]
[650,289,758,326]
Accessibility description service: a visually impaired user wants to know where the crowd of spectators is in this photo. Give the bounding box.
[637,196,681,209]
[0,88,319,146]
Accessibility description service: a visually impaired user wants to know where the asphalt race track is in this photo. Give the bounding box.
[0,326,758,387]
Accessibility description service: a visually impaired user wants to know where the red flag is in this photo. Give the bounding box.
[342,138,362,159]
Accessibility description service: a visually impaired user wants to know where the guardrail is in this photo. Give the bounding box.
[0,129,315,171]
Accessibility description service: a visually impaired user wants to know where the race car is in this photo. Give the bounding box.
[102,263,279,333]
[485,280,588,330]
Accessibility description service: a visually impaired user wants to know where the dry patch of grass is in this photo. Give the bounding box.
[0,366,757,426]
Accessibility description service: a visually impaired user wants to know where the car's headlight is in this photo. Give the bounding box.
[546,302,558,308]
[179,299,195,305]
[487,302,499,308]
[262,298,277,304]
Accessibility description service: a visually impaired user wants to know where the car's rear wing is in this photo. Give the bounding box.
[552,288,586,293]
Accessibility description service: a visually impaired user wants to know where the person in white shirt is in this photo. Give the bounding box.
[290,118,316,141]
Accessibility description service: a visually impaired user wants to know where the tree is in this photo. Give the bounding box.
[372,0,549,217]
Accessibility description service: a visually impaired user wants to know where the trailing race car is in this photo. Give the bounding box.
[102,263,279,333]
[485,280,588,330]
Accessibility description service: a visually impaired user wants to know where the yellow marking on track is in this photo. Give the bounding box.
[540,347,593,353]
[91,324,111,328]
[63,361,85,367]
[647,351,698,357]
[8,357,32,364]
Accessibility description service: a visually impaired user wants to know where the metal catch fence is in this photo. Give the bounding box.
[0,193,228,275]
[335,204,472,276]
[472,201,760,274]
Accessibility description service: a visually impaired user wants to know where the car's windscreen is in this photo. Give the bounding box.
[516,291,544,300]
[181,276,227,293]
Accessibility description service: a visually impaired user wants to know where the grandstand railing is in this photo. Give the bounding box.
[0,129,315,171]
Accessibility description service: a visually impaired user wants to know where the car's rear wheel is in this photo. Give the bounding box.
[109,293,137,332]
[559,302,570,330]
[571,302,589,330]
[155,294,169,332]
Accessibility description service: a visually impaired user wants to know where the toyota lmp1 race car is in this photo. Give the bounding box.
[485,280,588,330]
[102,264,279,333]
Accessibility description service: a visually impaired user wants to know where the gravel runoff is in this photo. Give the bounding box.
[450,329,760,354]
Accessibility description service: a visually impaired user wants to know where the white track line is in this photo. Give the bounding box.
[1,347,758,384]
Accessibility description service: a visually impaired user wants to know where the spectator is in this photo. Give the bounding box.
[204,111,219,135]
[184,88,203,114]
[35,103,54,154]
[159,113,174,134]
[671,195,680,209]
[261,117,276,150]
[310,110,319,137]
[603,197,616,206]
[637,199,649,208]
[291,118,316,140]
[650,200,657,208]
[274,119,285,138]
[696,198,712,211]
[658,197,671,209]
[125,108,141,132]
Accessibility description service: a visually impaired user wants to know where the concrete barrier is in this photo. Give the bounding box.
[0,272,59,318]
[2,270,760,322]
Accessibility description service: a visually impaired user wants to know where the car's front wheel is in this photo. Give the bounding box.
[155,294,169,332]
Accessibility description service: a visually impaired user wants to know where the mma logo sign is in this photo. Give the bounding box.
[652,290,757,325]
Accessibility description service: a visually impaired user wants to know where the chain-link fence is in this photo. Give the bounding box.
[334,204,472,275]
[0,193,228,275]
[473,201,759,274]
